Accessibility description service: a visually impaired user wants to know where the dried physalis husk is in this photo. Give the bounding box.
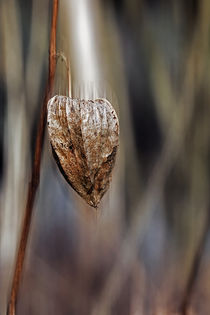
[47,95,119,208]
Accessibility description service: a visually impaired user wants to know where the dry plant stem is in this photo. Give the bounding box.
[56,51,72,97]
[7,1,59,314]
[180,206,210,315]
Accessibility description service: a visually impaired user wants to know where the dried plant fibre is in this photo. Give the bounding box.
[47,95,119,207]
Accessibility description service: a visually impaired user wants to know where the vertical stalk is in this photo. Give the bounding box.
[55,51,71,97]
[7,1,59,314]
[180,206,210,315]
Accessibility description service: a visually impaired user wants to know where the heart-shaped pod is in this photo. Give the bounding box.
[47,95,119,208]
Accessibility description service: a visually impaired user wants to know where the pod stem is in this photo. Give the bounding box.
[56,51,72,97]
[7,1,59,314]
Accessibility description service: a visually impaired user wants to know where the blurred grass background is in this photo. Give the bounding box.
[1,0,210,314]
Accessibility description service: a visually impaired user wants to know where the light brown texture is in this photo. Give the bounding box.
[47,95,119,208]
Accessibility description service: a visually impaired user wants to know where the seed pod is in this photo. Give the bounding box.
[47,95,119,208]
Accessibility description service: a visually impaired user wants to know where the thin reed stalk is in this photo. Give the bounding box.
[7,1,59,314]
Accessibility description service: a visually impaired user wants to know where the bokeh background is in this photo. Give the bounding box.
[1,0,210,314]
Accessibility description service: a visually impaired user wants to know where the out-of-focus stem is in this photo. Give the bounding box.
[180,206,210,315]
[7,1,59,314]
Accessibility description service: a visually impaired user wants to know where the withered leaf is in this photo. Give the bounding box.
[47,95,119,208]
